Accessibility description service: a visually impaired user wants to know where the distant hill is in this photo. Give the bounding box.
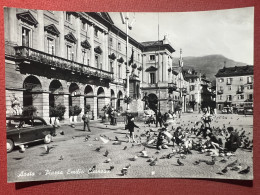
[173,55,247,82]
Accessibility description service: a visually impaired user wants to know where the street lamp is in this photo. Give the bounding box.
[120,12,135,111]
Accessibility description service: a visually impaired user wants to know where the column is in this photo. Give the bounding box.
[158,54,162,82]
[63,94,69,122]
[75,16,81,63]
[78,96,84,122]
[163,54,168,82]
[37,10,44,52]
[93,96,98,120]
[142,54,146,83]
[8,7,17,44]
[89,24,94,67]
[102,32,106,70]
[33,93,50,123]
[58,11,65,58]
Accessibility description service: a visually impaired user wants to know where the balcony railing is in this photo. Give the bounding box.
[13,46,114,81]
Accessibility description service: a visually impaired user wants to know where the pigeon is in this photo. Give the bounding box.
[131,144,135,148]
[59,155,64,160]
[104,158,111,163]
[193,160,201,165]
[155,150,160,154]
[219,158,227,163]
[225,159,238,168]
[149,158,158,166]
[231,164,242,171]
[125,164,131,169]
[104,150,109,157]
[177,159,184,166]
[121,168,128,176]
[205,160,215,165]
[95,146,102,152]
[131,155,138,161]
[147,156,155,162]
[89,165,96,172]
[160,155,168,159]
[72,136,75,139]
[84,137,89,142]
[123,146,127,150]
[115,136,119,141]
[151,171,155,176]
[109,166,114,171]
[113,141,122,145]
[221,167,228,174]
[60,131,64,135]
[238,166,250,174]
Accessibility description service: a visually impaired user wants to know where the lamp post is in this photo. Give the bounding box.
[120,12,135,111]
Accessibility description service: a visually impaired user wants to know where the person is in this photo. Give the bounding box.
[156,128,169,150]
[196,123,211,138]
[82,111,91,132]
[110,108,115,125]
[127,117,139,143]
[225,127,241,152]
[201,108,212,128]
[205,129,223,149]
[173,126,184,146]
[113,109,118,125]
[156,111,163,127]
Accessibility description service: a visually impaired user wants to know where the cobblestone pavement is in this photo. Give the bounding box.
[7,113,253,182]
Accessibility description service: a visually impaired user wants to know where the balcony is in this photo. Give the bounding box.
[217,90,223,94]
[182,88,187,95]
[236,88,244,94]
[13,46,114,81]
[226,82,232,85]
[168,82,177,93]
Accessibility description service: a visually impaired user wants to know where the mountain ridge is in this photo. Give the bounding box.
[172,55,248,81]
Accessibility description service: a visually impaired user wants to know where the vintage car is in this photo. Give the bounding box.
[186,108,194,113]
[244,107,253,115]
[6,116,56,153]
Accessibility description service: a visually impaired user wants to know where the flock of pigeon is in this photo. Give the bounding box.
[17,113,253,178]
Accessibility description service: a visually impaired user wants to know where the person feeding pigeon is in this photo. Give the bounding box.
[82,111,91,132]
[127,116,140,143]
[225,126,241,152]
[156,128,169,150]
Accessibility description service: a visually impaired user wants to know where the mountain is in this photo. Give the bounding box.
[173,55,248,82]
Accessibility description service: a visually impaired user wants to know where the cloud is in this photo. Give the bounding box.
[109,7,254,64]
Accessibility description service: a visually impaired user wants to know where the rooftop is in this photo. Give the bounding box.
[215,65,253,77]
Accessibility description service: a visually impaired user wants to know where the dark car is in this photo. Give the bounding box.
[6,116,56,153]
[244,107,253,115]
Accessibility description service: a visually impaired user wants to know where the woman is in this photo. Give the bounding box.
[127,117,140,143]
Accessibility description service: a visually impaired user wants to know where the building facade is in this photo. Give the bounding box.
[215,65,254,112]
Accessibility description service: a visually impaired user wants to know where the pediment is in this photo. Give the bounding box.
[44,24,60,36]
[145,66,158,72]
[109,53,116,60]
[81,39,91,49]
[65,32,77,43]
[17,11,38,26]
[94,46,102,54]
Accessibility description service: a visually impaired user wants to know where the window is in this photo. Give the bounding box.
[66,45,73,60]
[190,94,195,101]
[22,27,30,47]
[150,55,155,61]
[219,86,223,90]
[65,13,72,22]
[238,95,244,100]
[247,85,253,90]
[118,42,121,50]
[190,85,195,91]
[248,94,253,100]
[150,73,155,84]
[227,95,232,101]
[219,95,223,100]
[228,86,232,90]
[47,37,55,55]
[94,29,98,37]
[227,78,232,85]
[81,21,86,30]
[218,78,224,83]
[247,76,253,84]
[110,61,113,73]
[95,55,99,68]
[138,54,140,61]
[118,64,121,78]
[109,37,113,46]
[82,50,86,64]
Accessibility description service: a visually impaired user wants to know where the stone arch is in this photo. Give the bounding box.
[49,80,63,107]
[148,93,158,112]
[97,87,105,117]
[110,89,116,108]
[68,83,80,108]
[23,75,42,107]
[84,85,94,116]
[116,90,123,110]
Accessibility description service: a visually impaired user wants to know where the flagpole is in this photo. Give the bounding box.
[126,13,130,111]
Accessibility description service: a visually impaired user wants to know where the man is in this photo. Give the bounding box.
[156,111,163,127]
[82,111,91,132]
[225,127,241,152]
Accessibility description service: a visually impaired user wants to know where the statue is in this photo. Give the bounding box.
[9,94,22,115]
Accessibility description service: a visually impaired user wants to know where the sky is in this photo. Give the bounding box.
[109,7,254,64]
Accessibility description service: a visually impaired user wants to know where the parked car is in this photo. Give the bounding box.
[6,116,56,153]
[186,108,194,113]
[244,107,253,115]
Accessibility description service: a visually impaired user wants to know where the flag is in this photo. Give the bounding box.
[129,47,134,65]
